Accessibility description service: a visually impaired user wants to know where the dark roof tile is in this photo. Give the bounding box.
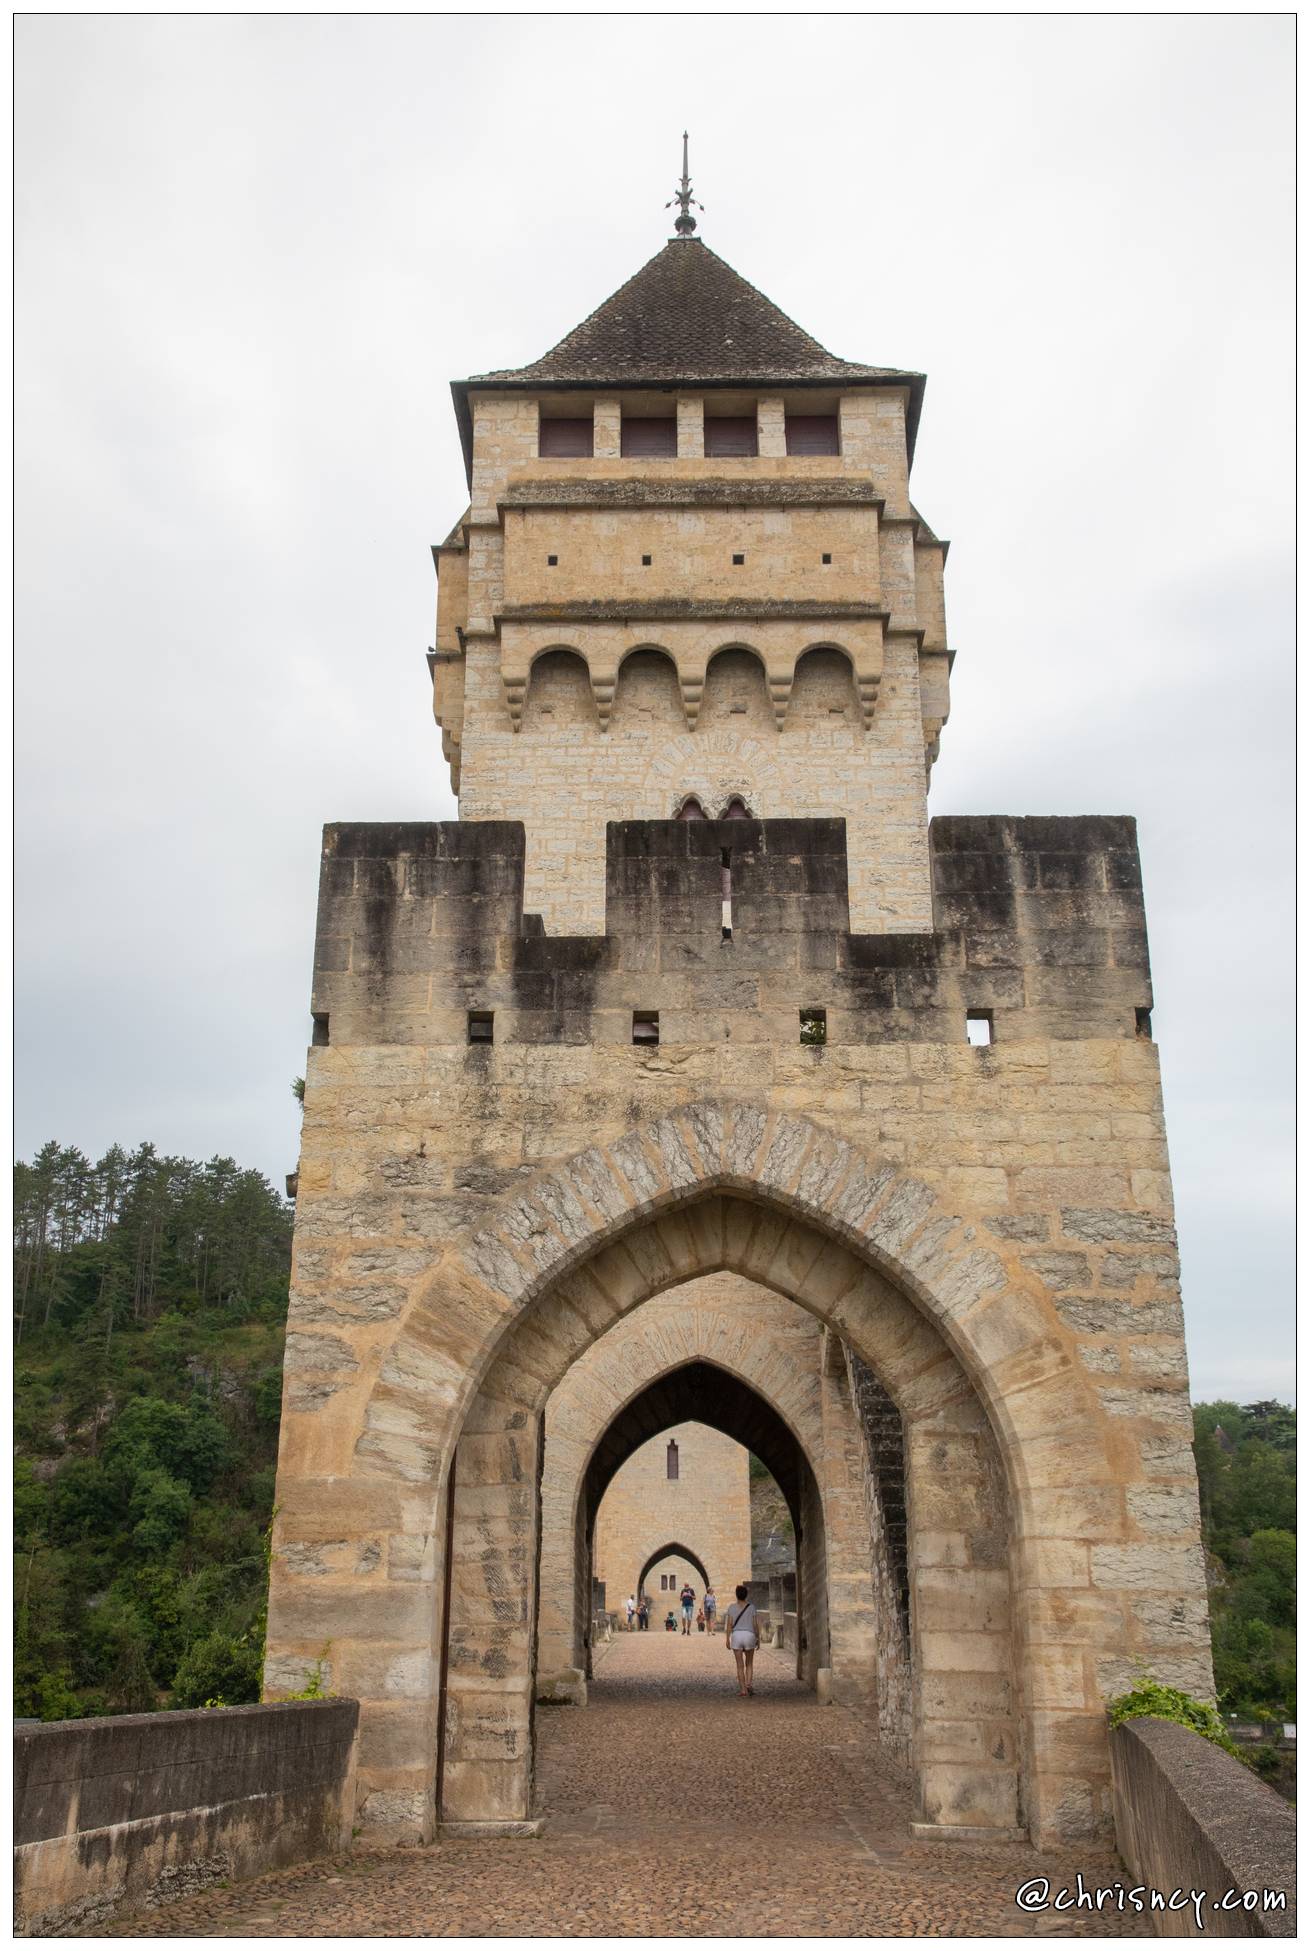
[468,238,918,388]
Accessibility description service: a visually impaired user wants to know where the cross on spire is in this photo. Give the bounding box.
[666,131,703,238]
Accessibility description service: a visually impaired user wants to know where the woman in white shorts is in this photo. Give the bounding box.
[724,1582,759,1697]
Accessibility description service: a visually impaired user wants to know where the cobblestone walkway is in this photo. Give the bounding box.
[104,1634,1146,1937]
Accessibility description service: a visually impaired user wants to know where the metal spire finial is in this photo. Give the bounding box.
[665,131,703,237]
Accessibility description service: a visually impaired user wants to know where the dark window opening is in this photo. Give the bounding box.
[468,1010,495,1045]
[538,416,593,458]
[666,1439,679,1480]
[633,1011,659,1046]
[800,1008,827,1046]
[821,552,832,565]
[731,552,745,566]
[722,797,750,818]
[1135,1006,1153,1040]
[786,412,840,456]
[966,1010,994,1048]
[704,415,758,458]
[311,1012,330,1048]
[621,416,677,458]
[546,554,558,566]
[721,848,733,943]
[641,553,652,566]
[677,797,706,820]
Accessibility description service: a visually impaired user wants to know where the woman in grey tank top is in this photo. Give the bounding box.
[724,1581,758,1697]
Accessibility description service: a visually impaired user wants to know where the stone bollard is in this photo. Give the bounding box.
[537,1668,588,1707]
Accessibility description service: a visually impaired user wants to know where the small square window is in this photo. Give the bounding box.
[633,1011,659,1046]
[786,413,840,457]
[799,1008,827,1047]
[546,554,558,567]
[821,552,832,565]
[311,1012,330,1048]
[468,1010,495,1045]
[704,415,758,458]
[538,416,593,459]
[641,554,652,566]
[621,416,676,458]
[966,1010,993,1047]
[1135,1006,1153,1040]
[732,553,745,566]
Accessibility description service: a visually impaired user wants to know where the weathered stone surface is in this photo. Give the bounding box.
[13,1702,358,1935]
[1111,1719,1295,1937]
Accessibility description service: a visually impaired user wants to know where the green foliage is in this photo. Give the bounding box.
[12,1140,291,1721]
[1106,1677,1240,1755]
[1192,1400,1295,1723]
[171,1630,264,1711]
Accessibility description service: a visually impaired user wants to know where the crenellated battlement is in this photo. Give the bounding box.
[310,814,1152,1050]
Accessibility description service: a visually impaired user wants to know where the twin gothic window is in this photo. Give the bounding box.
[677,796,751,821]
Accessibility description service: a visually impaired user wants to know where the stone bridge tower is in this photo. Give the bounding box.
[266,159,1213,1855]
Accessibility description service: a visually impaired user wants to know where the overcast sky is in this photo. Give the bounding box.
[15,15,1293,1402]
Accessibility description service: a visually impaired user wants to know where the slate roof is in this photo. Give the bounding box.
[450,236,925,480]
[470,238,917,389]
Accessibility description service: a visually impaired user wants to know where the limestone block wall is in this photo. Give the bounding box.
[843,1343,913,1756]
[432,382,950,934]
[270,810,1211,1849]
[593,1422,751,1612]
[457,635,931,935]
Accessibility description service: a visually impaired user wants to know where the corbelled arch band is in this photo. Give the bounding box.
[376,1100,1112,1849]
[514,639,865,733]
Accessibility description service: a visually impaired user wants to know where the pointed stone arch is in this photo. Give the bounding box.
[269,1098,1169,1855]
[636,1540,709,1596]
[534,1279,879,1712]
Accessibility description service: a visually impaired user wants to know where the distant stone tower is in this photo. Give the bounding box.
[267,149,1212,1854]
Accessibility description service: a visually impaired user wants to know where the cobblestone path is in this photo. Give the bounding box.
[104,1634,1146,1937]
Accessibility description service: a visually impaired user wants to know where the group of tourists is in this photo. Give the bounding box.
[621,1580,761,1695]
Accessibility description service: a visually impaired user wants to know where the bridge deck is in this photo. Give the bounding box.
[98,1636,1146,1937]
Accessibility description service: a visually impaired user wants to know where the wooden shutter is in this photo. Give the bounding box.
[785,414,840,456]
[621,417,677,458]
[538,417,594,458]
[704,415,758,457]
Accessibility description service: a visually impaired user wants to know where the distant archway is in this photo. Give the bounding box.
[637,1541,709,1596]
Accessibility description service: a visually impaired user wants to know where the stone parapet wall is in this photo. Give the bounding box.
[13,1700,358,1937]
[1110,1720,1295,1936]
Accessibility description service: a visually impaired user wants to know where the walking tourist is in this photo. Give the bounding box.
[724,1583,759,1697]
[625,1593,636,1630]
[696,1607,705,1633]
[703,1585,717,1631]
[637,1596,650,1631]
[664,1609,677,1632]
[680,1581,695,1634]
